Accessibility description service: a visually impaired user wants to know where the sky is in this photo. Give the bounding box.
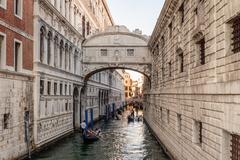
[108,0,165,80]
[107,0,165,36]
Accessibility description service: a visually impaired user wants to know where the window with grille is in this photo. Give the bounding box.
[197,38,205,65]
[169,22,173,38]
[232,16,240,54]
[168,61,172,77]
[177,114,182,133]
[231,134,240,160]
[178,52,184,73]
[127,49,134,56]
[193,121,203,145]
[179,2,184,25]
[3,113,10,129]
[101,49,107,56]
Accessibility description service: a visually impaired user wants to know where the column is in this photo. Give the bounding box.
[65,0,69,20]
[43,35,48,64]
[62,45,65,70]
[60,0,65,16]
[69,1,74,25]
[56,0,60,11]
[50,37,54,67]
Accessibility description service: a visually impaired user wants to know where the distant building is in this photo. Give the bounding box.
[124,72,133,99]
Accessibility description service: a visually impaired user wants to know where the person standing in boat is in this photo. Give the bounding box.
[81,120,87,134]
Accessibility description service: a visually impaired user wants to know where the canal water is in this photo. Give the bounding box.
[32,111,169,160]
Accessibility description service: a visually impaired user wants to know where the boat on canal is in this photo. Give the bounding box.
[82,130,99,143]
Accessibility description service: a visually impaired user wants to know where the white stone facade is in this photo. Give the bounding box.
[33,0,124,150]
[145,0,240,160]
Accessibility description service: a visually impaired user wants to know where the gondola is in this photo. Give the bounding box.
[82,131,99,143]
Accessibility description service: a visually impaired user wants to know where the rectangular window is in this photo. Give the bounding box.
[14,0,22,18]
[100,49,107,56]
[197,38,205,65]
[177,114,182,133]
[69,85,71,96]
[169,22,172,38]
[0,0,6,9]
[232,16,240,53]
[54,82,57,95]
[60,83,63,95]
[127,49,134,56]
[3,113,10,129]
[179,2,184,25]
[0,34,5,68]
[14,41,21,72]
[40,80,44,95]
[47,81,51,95]
[193,121,203,145]
[168,61,172,77]
[178,52,184,73]
[87,21,90,35]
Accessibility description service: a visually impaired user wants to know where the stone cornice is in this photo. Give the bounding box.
[83,31,149,46]
[102,0,115,26]
[148,0,178,50]
[40,0,84,41]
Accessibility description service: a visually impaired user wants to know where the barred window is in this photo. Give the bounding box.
[197,38,205,65]
[3,113,10,129]
[168,61,172,77]
[193,121,203,145]
[179,2,185,25]
[232,16,240,53]
[127,49,134,56]
[231,134,240,160]
[100,49,107,56]
[177,114,182,133]
[169,22,173,38]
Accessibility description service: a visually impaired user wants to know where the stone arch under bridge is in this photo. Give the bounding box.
[82,26,152,81]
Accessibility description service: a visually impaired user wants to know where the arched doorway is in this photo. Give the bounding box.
[73,87,79,129]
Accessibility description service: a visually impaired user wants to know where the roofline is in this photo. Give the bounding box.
[148,0,178,49]
[102,0,115,26]
[83,31,149,46]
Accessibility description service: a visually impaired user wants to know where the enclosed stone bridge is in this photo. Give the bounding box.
[82,26,152,81]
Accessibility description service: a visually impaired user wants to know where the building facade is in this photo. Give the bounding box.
[33,0,124,149]
[124,72,133,99]
[145,0,240,160]
[0,0,34,159]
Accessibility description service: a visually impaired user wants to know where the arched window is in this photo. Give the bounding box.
[65,43,68,70]
[54,36,58,67]
[40,27,46,63]
[47,31,52,65]
[59,40,64,68]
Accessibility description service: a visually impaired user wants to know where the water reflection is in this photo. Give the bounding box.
[32,112,169,160]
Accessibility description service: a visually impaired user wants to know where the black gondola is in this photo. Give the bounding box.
[82,131,99,143]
